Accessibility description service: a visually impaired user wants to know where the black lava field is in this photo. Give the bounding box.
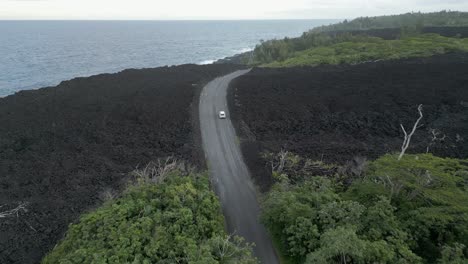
[0,64,243,264]
[229,53,468,189]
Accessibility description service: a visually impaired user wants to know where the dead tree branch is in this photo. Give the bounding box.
[270,149,289,174]
[0,202,29,218]
[132,157,190,184]
[211,234,253,261]
[426,129,447,153]
[398,104,423,160]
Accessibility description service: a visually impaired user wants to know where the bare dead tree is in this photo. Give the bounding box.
[398,104,423,160]
[337,157,367,178]
[270,149,289,174]
[377,174,403,201]
[0,202,28,219]
[377,168,434,202]
[132,157,191,184]
[213,234,238,260]
[426,128,447,153]
[407,169,434,201]
[99,188,117,202]
[210,234,255,262]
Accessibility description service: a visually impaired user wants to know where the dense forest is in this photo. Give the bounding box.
[261,153,468,263]
[249,11,468,66]
[311,11,468,33]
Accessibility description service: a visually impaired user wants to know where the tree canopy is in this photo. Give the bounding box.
[42,172,258,264]
[311,11,468,33]
[261,153,468,263]
[249,11,468,67]
[263,34,468,67]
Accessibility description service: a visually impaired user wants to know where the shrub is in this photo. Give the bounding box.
[42,172,257,264]
[261,178,419,263]
[261,153,468,263]
[345,154,468,262]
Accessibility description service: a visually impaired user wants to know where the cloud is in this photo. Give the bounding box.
[274,0,468,19]
[0,0,467,19]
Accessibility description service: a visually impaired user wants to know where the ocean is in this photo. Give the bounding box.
[0,20,338,97]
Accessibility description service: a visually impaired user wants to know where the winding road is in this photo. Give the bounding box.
[199,70,279,264]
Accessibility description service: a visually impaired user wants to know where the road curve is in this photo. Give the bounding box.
[199,70,279,264]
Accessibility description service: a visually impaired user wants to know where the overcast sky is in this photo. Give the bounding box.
[1,0,467,20]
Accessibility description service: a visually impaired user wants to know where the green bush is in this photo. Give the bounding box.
[345,154,468,262]
[42,172,257,264]
[261,153,468,263]
[262,177,420,263]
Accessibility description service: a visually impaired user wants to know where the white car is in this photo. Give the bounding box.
[219,111,226,119]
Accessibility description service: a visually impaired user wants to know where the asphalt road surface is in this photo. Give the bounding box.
[199,70,279,264]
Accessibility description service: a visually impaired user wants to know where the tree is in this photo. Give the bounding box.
[438,243,467,264]
[305,226,366,264]
[345,154,468,262]
[42,172,257,264]
[398,104,423,160]
[206,235,258,264]
[262,176,420,263]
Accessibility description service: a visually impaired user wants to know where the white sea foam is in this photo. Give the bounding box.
[235,47,254,53]
[197,47,254,65]
[197,59,216,65]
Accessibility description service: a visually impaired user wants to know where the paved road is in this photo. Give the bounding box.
[199,70,279,264]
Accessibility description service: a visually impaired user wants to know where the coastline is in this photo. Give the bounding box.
[0,53,251,98]
[1,19,329,97]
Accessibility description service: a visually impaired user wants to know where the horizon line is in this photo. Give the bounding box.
[0,18,344,21]
[2,9,466,22]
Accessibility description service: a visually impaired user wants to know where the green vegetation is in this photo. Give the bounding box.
[311,11,468,33]
[261,153,468,263]
[346,154,468,262]
[248,11,468,67]
[252,32,360,65]
[263,34,468,67]
[43,170,257,264]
